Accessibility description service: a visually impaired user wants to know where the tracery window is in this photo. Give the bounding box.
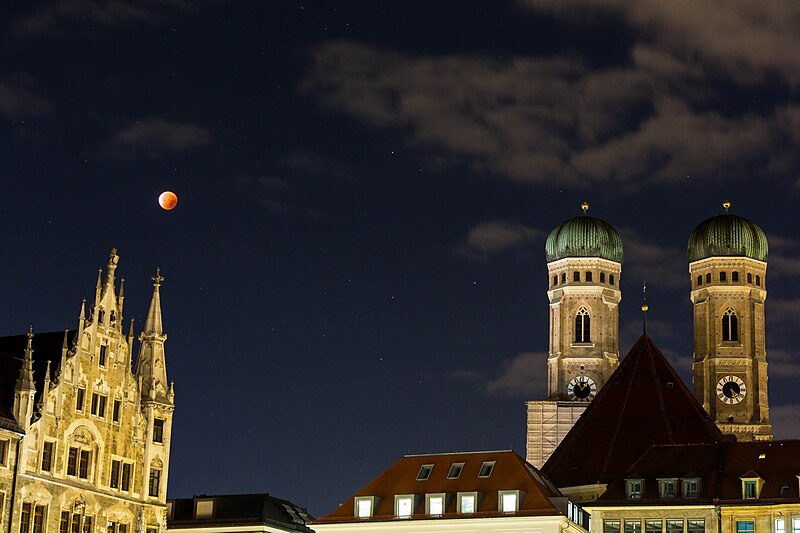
[722,307,738,342]
[575,307,590,343]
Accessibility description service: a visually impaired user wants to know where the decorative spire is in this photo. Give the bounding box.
[723,200,731,213]
[581,201,589,215]
[143,267,165,335]
[16,326,36,392]
[94,268,102,304]
[641,281,649,335]
[117,277,126,321]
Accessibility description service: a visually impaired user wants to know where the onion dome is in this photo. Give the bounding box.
[688,202,768,263]
[545,202,624,264]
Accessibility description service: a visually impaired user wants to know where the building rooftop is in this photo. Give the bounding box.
[168,492,315,531]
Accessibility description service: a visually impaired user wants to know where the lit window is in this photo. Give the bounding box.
[736,521,754,533]
[626,479,643,499]
[395,495,414,518]
[625,520,642,533]
[417,464,433,481]
[478,461,495,478]
[682,478,699,498]
[645,520,662,533]
[573,271,580,282]
[666,519,683,533]
[355,497,373,519]
[792,518,800,533]
[776,519,785,533]
[743,479,758,499]
[426,494,445,516]
[720,271,727,282]
[722,307,739,342]
[605,520,621,533]
[498,491,518,513]
[575,307,590,343]
[659,479,676,498]
[586,271,593,282]
[687,520,704,533]
[458,492,476,514]
[195,499,215,518]
[447,462,464,479]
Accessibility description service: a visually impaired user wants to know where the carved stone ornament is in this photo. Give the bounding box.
[71,426,92,445]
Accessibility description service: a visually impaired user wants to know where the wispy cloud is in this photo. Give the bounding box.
[619,227,686,289]
[13,0,196,38]
[486,352,548,398]
[459,221,543,257]
[0,81,53,117]
[768,349,800,378]
[766,233,800,279]
[111,117,211,157]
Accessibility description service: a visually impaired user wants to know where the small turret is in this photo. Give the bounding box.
[136,268,170,404]
[13,327,37,428]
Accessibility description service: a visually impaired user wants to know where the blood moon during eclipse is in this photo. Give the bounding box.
[158,191,178,210]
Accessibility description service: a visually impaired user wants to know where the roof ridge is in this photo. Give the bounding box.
[646,337,675,444]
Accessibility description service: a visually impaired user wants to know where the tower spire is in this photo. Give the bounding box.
[13,327,37,427]
[143,267,164,335]
[641,281,648,335]
[16,326,36,392]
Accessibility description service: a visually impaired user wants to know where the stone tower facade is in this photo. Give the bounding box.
[0,249,175,533]
[527,204,623,467]
[688,204,772,441]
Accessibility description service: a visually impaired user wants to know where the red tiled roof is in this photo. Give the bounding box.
[318,450,565,522]
[598,440,800,504]
[542,335,724,489]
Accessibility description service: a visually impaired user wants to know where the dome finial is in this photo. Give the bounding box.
[722,200,731,213]
[641,281,648,334]
[581,201,589,214]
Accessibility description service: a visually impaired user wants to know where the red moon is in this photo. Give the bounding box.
[158,191,178,210]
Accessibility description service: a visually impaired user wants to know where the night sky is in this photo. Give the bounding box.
[2,0,800,517]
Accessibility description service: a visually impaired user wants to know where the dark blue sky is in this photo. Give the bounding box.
[2,0,799,516]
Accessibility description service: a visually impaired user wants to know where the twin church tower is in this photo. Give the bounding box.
[526,202,772,467]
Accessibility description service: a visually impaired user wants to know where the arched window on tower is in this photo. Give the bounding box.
[747,273,753,284]
[553,275,558,287]
[756,275,761,286]
[575,307,590,343]
[722,307,739,342]
[697,275,703,286]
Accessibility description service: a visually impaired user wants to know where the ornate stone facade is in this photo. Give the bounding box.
[0,249,174,533]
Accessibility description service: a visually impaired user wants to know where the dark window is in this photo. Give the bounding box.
[99,345,107,366]
[21,503,32,533]
[67,447,77,476]
[149,469,161,497]
[600,272,606,283]
[113,400,121,423]
[665,520,682,533]
[609,274,615,286]
[561,272,566,284]
[697,275,702,286]
[478,460,495,477]
[659,480,676,498]
[687,520,704,533]
[706,273,711,283]
[33,505,45,533]
[82,517,92,533]
[60,512,69,533]
[575,307,591,343]
[747,273,752,283]
[645,520,662,533]
[743,481,757,499]
[447,462,464,479]
[71,514,80,533]
[0,439,8,466]
[110,459,120,488]
[683,479,699,498]
[417,464,433,481]
[605,520,621,533]
[78,450,90,479]
[720,271,727,282]
[756,275,761,286]
[722,307,739,342]
[553,275,558,286]
[91,394,106,418]
[153,418,164,443]
[586,271,593,282]
[732,271,739,282]
[573,271,580,282]
[76,388,84,411]
[41,441,53,472]
[121,463,131,491]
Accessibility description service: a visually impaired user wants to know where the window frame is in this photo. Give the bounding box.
[41,441,54,472]
[447,462,464,479]
[416,464,433,481]
[354,496,374,519]
[478,460,495,478]
[574,307,591,344]
[153,418,165,443]
[457,492,477,514]
[658,478,677,499]
[498,490,519,513]
[625,478,644,499]
[425,493,445,516]
[149,468,162,497]
[394,494,415,518]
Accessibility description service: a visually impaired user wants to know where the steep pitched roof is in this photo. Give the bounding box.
[168,493,315,531]
[598,440,800,504]
[319,450,566,522]
[0,330,76,427]
[542,335,724,489]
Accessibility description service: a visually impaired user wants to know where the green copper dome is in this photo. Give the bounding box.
[545,205,623,264]
[688,207,768,263]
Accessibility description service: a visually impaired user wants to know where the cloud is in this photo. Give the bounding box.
[771,403,800,440]
[768,349,800,378]
[13,0,196,38]
[461,221,543,256]
[520,0,800,86]
[302,41,800,189]
[618,227,686,289]
[766,233,800,279]
[111,117,211,157]
[0,81,53,117]
[486,352,548,398]
[766,298,800,321]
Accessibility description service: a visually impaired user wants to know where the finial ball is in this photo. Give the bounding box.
[722,200,731,211]
[641,304,649,312]
[581,201,589,213]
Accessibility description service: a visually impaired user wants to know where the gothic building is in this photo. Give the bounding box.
[527,202,773,467]
[0,249,174,533]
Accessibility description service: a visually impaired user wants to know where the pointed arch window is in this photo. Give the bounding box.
[722,307,739,342]
[575,307,591,343]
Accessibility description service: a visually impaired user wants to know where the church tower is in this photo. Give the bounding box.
[688,202,772,441]
[527,202,623,467]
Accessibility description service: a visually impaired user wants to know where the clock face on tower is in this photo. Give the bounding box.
[716,375,747,405]
[567,376,597,401]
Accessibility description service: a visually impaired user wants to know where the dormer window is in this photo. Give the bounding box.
[658,478,676,498]
[625,478,644,499]
[743,480,757,499]
[498,490,519,513]
[447,462,464,479]
[478,460,495,478]
[682,478,700,498]
[417,464,433,481]
[395,495,415,518]
[355,497,374,519]
[425,493,445,516]
[457,492,477,514]
[195,498,215,518]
